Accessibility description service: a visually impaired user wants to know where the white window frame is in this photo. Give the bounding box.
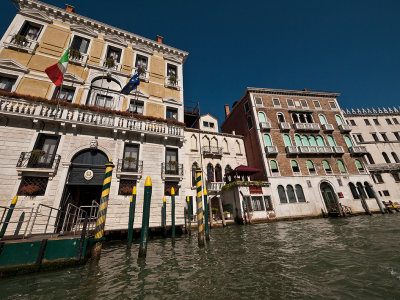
[269,159,280,176]
[272,98,281,108]
[313,100,321,110]
[291,159,301,176]
[286,98,294,108]
[328,100,339,110]
[70,32,93,55]
[254,96,263,107]
[299,99,308,108]
[133,50,151,81]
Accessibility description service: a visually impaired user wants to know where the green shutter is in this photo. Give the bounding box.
[322,160,330,170]
[319,114,327,125]
[283,134,292,146]
[327,135,336,146]
[270,160,278,170]
[316,135,325,146]
[295,135,302,146]
[355,159,363,170]
[302,135,310,146]
[263,134,272,146]
[291,160,298,167]
[309,136,317,146]
[335,115,343,126]
[306,160,314,169]
[258,112,266,123]
[337,160,346,172]
[344,136,353,147]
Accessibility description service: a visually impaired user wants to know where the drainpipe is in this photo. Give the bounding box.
[365,182,385,214]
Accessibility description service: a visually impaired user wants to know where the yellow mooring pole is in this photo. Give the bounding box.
[196,165,205,246]
[0,195,18,239]
[92,160,115,258]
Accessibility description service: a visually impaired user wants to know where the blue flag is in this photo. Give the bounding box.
[121,70,141,95]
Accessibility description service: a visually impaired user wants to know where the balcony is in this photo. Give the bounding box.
[317,146,334,155]
[202,146,223,157]
[279,122,291,131]
[162,162,183,179]
[3,34,38,54]
[339,124,351,133]
[206,182,225,193]
[265,146,278,156]
[165,76,180,90]
[286,146,299,155]
[322,124,334,132]
[16,151,61,177]
[0,96,184,139]
[333,146,345,155]
[102,58,122,72]
[116,159,143,178]
[293,123,320,132]
[349,146,368,156]
[69,52,88,67]
[260,122,271,131]
[299,146,318,154]
[367,163,400,173]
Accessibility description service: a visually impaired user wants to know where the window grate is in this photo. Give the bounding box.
[18,176,48,196]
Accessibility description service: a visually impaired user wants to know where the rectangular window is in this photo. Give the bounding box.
[95,94,112,108]
[255,97,263,106]
[299,99,308,108]
[165,148,178,175]
[286,99,294,107]
[329,101,337,109]
[122,144,139,171]
[244,102,250,113]
[383,190,390,196]
[381,133,388,141]
[166,107,178,120]
[18,176,48,196]
[373,118,380,125]
[135,54,148,70]
[251,196,264,211]
[386,118,392,125]
[0,76,16,92]
[71,36,90,54]
[118,179,136,195]
[374,174,384,183]
[19,21,42,40]
[263,196,273,211]
[313,100,321,109]
[356,134,364,142]
[129,100,144,114]
[247,116,253,130]
[394,132,400,141]
[165,181,180,196]
[209,123,215,128]
[350,120,356,126]
[393,118,399,124]
[372,133,379,142]
[30,134,60,168]
[53,86,75,102]
[364,119,371,125]
[106,46,122,63]
[167,64,177,77]
[203,121,209,127]
[273,98,281,107]
[392,173,400,182]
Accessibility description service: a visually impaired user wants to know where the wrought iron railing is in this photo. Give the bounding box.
[162,162,183,176]
[0,206,35,239]
[16,151,61,169]
[117,159,143,173]
[61,201,98,235]
[28,204,61,237]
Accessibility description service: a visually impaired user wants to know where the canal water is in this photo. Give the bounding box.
[1,214,400,299]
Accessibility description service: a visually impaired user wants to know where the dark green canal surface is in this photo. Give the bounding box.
[1,214,400,299]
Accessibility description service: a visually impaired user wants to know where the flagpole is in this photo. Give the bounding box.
[55,37,72,118]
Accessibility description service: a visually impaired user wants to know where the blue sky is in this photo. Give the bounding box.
[1,0,399,123]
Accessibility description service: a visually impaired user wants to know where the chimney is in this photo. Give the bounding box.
[156,35,163,43]
[65,4,75,13]
[224,104,230,118]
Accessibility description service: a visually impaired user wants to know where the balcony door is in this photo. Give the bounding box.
[123,144,139,171]
[30,134,60,167]
[165,148,178,174]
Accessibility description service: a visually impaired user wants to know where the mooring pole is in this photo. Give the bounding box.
[365,182,385,214]
[139,176,152,257]
[92,160,114,258]
[204,188,210,241]
[184,207,187,234]
[128,186,136,244]
[162,196,167,237]
[357,186,372,216]
[0,195,18,239]
[171,187,175,239]
[195,165,205,246]
[187,196,192,236]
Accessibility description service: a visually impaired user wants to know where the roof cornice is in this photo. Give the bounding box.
[246,87,340,98]
[16,0,189,63]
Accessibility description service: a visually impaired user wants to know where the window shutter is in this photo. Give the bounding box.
[337,160,346,172]
[306,160,314,169]
[322,160,330,170]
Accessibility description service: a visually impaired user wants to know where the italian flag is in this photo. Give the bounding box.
[45,48,69,86]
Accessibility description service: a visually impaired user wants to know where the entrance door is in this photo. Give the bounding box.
[320,182,340,216]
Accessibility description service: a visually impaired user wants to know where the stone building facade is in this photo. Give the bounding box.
[0,0,189,233]
[343,107,400,203]
[221,87,382,219]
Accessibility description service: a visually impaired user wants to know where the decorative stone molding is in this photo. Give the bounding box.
[0,59,29,73]
[63,72,85,85]
[20,8,52,23]
[104,34,128,47]
[70,24,97,37]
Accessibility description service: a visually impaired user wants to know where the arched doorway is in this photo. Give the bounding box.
[320,182,340,216]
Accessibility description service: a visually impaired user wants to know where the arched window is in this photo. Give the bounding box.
[207,163,214,182]
[283,134,292,146]
[364,182,374,198]
[382,152,391,163]
[309,135,317,146]
[190,135,198,151]
[294,134,302,146]
[306,160,316,174]
[335,115,343,126]
[316,135,325,146]
[202,136,210,149]
[270,160,279,175]
[295,184,306,202]
[263,134,272,146]
[365,153,375,164]
[327,135,336,146]
[306,114,313,123]
[223,139,228,153]
[278,185,288,203]
[215,164,222,182]
[292,113,299,123]
[87,77,122,109]
[355,159,364,173]
[344,135,353,147]
[286,185,297,203]
[277,112,285,123]
[356,182,368,199]
[247,116,253,129]
[191,162,198,187]
[258,111,267,123]
[302,135,310,146]
[391,152,400,163]
[291,160,300,174]
[224,164,232,182]
[236,141,242,154]
[337,159,347,173]
[349,183,359,199]
[322,160,332,173]
[319,114,327,125]
[211,137,218,149]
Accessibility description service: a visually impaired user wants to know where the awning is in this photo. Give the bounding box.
[226,165,262,176]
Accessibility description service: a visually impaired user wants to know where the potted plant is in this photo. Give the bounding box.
[138,65,146,77]
[106,57,115,68]
[20,184,41,196]
[119,185,133,195]
[14,34,27,45]
[168,73,177,85]
[69,49,82,59]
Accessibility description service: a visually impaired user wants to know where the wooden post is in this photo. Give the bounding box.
[128,186,136,244]
[195,165,205,246]
[218,196,226,227]
[187,196,192,236]
[204,188,210,240]
[357,186,372,216]
[138,176,152,257]
[0,196,18,239]
[209,196,213,228]
[162,196,167,237]
[365,182,385,214]
[171,187,175,239]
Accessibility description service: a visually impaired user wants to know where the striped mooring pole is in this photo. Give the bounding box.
[92,160,115,258]
[162,196,167,237]
[195,165,205,246]
[139,176,152,257]
[128,186,137,244]
[204,188,210,241]
[0,195,18,239]
[171,187,175,238]
[187,196,192,236]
